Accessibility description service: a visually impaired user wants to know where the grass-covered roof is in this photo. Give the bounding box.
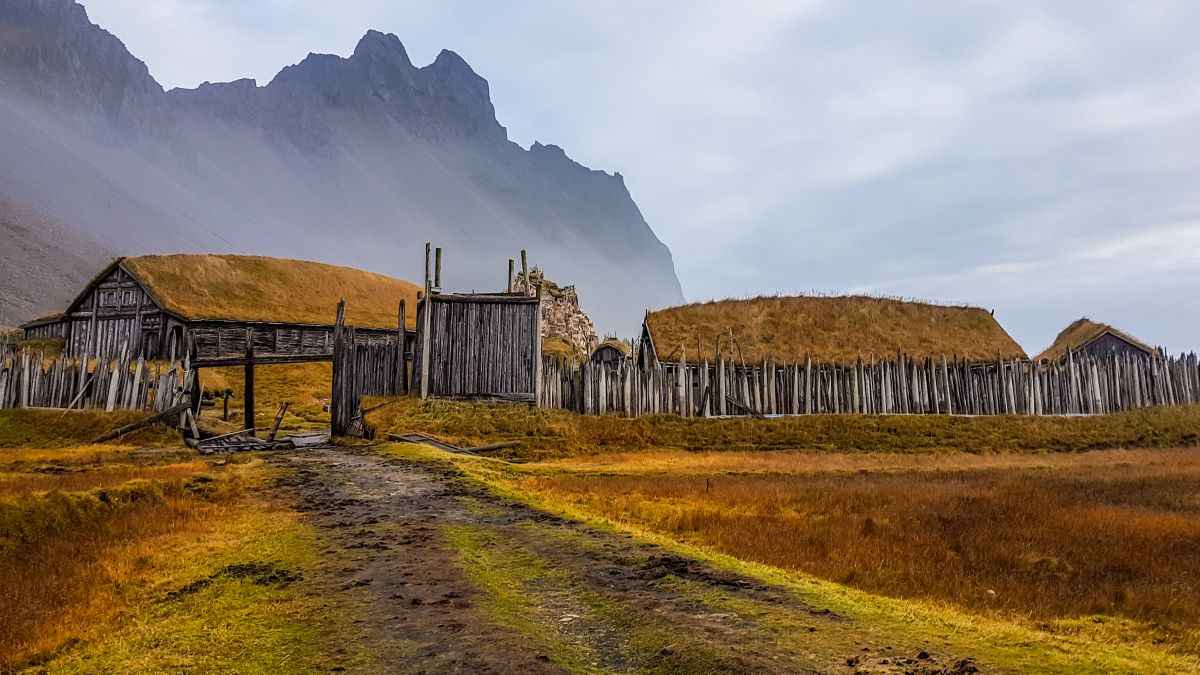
[1034,318,1157,362]
[123,254,421,329]
[645,295,1026,364]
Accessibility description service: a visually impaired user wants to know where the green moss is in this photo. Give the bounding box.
[445,524,738,674]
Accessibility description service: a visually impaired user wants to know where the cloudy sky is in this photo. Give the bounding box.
[82,0,1200,354]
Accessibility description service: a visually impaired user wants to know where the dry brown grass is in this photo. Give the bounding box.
[364,396,1200,460]
[646,295,1026,363]
[0,460,210,498]
[0,409,182,449]
[542,335,579,360]
[0,467,243,668]
[124,254,421,329]
[201,362,332,432]
[533,446,1200,476]
[528,451,1200,654]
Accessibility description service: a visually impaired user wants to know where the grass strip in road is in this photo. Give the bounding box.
[446,523,742,674]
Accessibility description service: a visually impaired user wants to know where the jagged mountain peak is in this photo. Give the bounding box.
[0,0,684,332]
[351,29,414,68]
[0,0,163,125]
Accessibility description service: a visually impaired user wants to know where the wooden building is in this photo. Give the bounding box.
[637,295,1027,368]
[410,290,542,401]
[22,254,420,361]
[589,339,630,368]
[1034,318,1161,362]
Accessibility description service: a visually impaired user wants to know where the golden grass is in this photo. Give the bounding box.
[124,254,421,329]
[364,396,1200,460]
[0,409,181,449]
[0,460,210,498]
[541,334,578,360]
[646,294,1026,363]
[526,451,1200,656]
[0,468,242,668]
[200,362,332,432]
[532,446,1200,475]
[1035,317,1158,361]
[15,337,65,355]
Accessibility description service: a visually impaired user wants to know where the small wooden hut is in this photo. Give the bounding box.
[1034,318,1161,362]
[21,254,420,360]
[589,338,630,368]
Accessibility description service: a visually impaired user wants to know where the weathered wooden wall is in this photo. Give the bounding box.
[539,350,1200,418]
[411,293,541,402]
[190,321,404,360]
[330,301,413,436]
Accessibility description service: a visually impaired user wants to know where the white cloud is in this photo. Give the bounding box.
[77,0,1200,353]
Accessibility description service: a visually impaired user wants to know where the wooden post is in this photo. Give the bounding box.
[244,328,256,437]
[331,299,347,434]
[420,293,432,400]
[397,300,407,396]
[434,247,443,291]
[424,242,431,290]
[804,353,812,415]
[507,259,515,292]
[534,282,544,406]
[520,250,529,291]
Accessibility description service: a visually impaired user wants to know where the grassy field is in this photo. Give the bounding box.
[365,396,1200,460]
[522,453,1200,655]
[0,409,355,672]
[198,362,333,434]
[361,396,1200,662]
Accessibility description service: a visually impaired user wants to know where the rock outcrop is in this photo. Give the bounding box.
[513,268,598,355]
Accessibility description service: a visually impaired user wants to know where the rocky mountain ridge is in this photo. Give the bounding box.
[0,0,683,333]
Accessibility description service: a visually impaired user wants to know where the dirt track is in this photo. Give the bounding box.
[271,446,980,674]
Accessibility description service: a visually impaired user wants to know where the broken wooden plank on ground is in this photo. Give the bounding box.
[91,401,192,443]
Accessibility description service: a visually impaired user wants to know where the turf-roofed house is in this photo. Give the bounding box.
[1034,318,1162,363]
[637,295,1027,367]
[21,255,420,361]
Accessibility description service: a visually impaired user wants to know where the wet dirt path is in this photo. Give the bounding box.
[270,445,980,674]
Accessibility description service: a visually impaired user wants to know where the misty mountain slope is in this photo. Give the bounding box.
[0,1,683,332]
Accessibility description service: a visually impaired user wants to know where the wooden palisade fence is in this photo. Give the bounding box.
[0,343,197,412]
[330,300,410,435]
[540,350,1200,418]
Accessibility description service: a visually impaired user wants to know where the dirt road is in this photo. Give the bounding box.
[271,446,979,674]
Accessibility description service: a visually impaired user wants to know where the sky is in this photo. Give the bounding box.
[81,0,1200,355]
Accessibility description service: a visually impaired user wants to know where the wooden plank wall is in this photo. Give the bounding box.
[0,344,196,412]
[191,323,403,360]
[330,303,413,436]
[411,294,540,401]
[539,351,1200,418]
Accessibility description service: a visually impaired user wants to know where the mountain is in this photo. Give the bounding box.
[0,0,683,333]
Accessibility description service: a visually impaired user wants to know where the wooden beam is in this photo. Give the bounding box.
[194,354,334,368]
[91,401,190,443]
